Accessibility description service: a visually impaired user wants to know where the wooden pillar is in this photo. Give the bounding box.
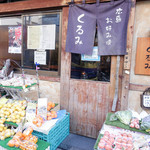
[60,7,71,111]
[121,0,136,110]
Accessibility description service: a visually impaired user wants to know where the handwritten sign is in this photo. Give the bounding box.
[34,51,46,65]
[135,37,150,75]
[27,25,56,50]
[143,95,150,107]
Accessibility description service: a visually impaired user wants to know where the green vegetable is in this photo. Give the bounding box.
[109,114,118,121]
[141,115,150,131]
[115,110,132,125]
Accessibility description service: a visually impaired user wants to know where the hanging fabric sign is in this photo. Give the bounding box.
[66,0,131,56]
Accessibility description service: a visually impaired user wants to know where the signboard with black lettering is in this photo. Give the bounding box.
[135,37,150,75]
[143,95,150,107]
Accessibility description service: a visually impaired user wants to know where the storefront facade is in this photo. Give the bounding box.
[0,0,149,139]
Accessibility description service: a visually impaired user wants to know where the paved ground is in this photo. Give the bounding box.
[56,133,96,150]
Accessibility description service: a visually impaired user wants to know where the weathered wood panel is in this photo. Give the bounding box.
[96,83,110,137]
[60,7,70,111]
[129,83,150,92]
[121,0,136,110]
[86,81,98,137]
[0,0,66,14]
[0,0,133,14]
[68,80,111,138]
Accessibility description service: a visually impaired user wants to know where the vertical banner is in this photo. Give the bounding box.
[66,0,131,56]
[8,26,22,54]
[66,3,96,55]
[97,0,131,55]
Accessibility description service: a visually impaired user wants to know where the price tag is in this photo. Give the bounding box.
[143,95,150,107]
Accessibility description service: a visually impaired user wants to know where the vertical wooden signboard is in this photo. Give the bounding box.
[135,37,150,75]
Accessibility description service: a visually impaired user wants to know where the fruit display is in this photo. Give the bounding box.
[19,140,37,150]
[0,128,15,140]
[98,131,134,150]
[47,110,57,120]
[32,115,44,127]
[0,100,26,123]
[129,118,140,129]
[47,102,55,111]
[32,110,57,127]
[0,97,8,106]
[7,127,38,150]
[23,126,34,138]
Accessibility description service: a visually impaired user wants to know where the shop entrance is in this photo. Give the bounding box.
[60,7,124,138]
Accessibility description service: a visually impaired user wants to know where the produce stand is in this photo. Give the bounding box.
[32,112,70,150]
[0,83,37,99]
[0,137,50,150]
[0,80,70,150]
[94,112,150,150]
[105,112,149,135]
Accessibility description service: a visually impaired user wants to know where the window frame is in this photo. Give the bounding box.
[0,10,62,78]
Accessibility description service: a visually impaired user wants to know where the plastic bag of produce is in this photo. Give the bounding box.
[141,115,150,131]
[109,113,118,121]
[115,110,132,125]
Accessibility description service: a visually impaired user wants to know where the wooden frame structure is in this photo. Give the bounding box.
[0,0,136,138]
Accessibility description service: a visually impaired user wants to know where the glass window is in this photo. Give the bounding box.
[0,16,22,68]
[0,11,61,77]
[22,13,61,75]
[71,31,111,82]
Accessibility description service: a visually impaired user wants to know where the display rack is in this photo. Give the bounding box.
[0,83,37,99]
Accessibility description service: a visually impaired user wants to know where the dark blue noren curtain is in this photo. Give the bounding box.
[66,0,131,56]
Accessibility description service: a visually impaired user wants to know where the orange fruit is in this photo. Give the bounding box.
[16,131,23,138]
[47,112,51,117]
[32,118,37,124]
[14,140,20,147]
[51,103,55,108]
[54,113,57,118]
[47,116,52,120]
[8,139,15,147]
[36,122,42,127]
[50,110,56,114]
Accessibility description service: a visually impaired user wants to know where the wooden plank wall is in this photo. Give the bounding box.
[68,80,111,138]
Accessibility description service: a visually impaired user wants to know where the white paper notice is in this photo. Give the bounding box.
[37,98,47,120]
[27,25,56,50]
[34,51,46,65]
[41,25,56,49]
[27,26,41,49]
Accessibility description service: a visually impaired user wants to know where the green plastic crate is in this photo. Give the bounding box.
[33,113,70,150]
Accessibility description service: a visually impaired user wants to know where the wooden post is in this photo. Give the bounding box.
[121,0,136,110]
